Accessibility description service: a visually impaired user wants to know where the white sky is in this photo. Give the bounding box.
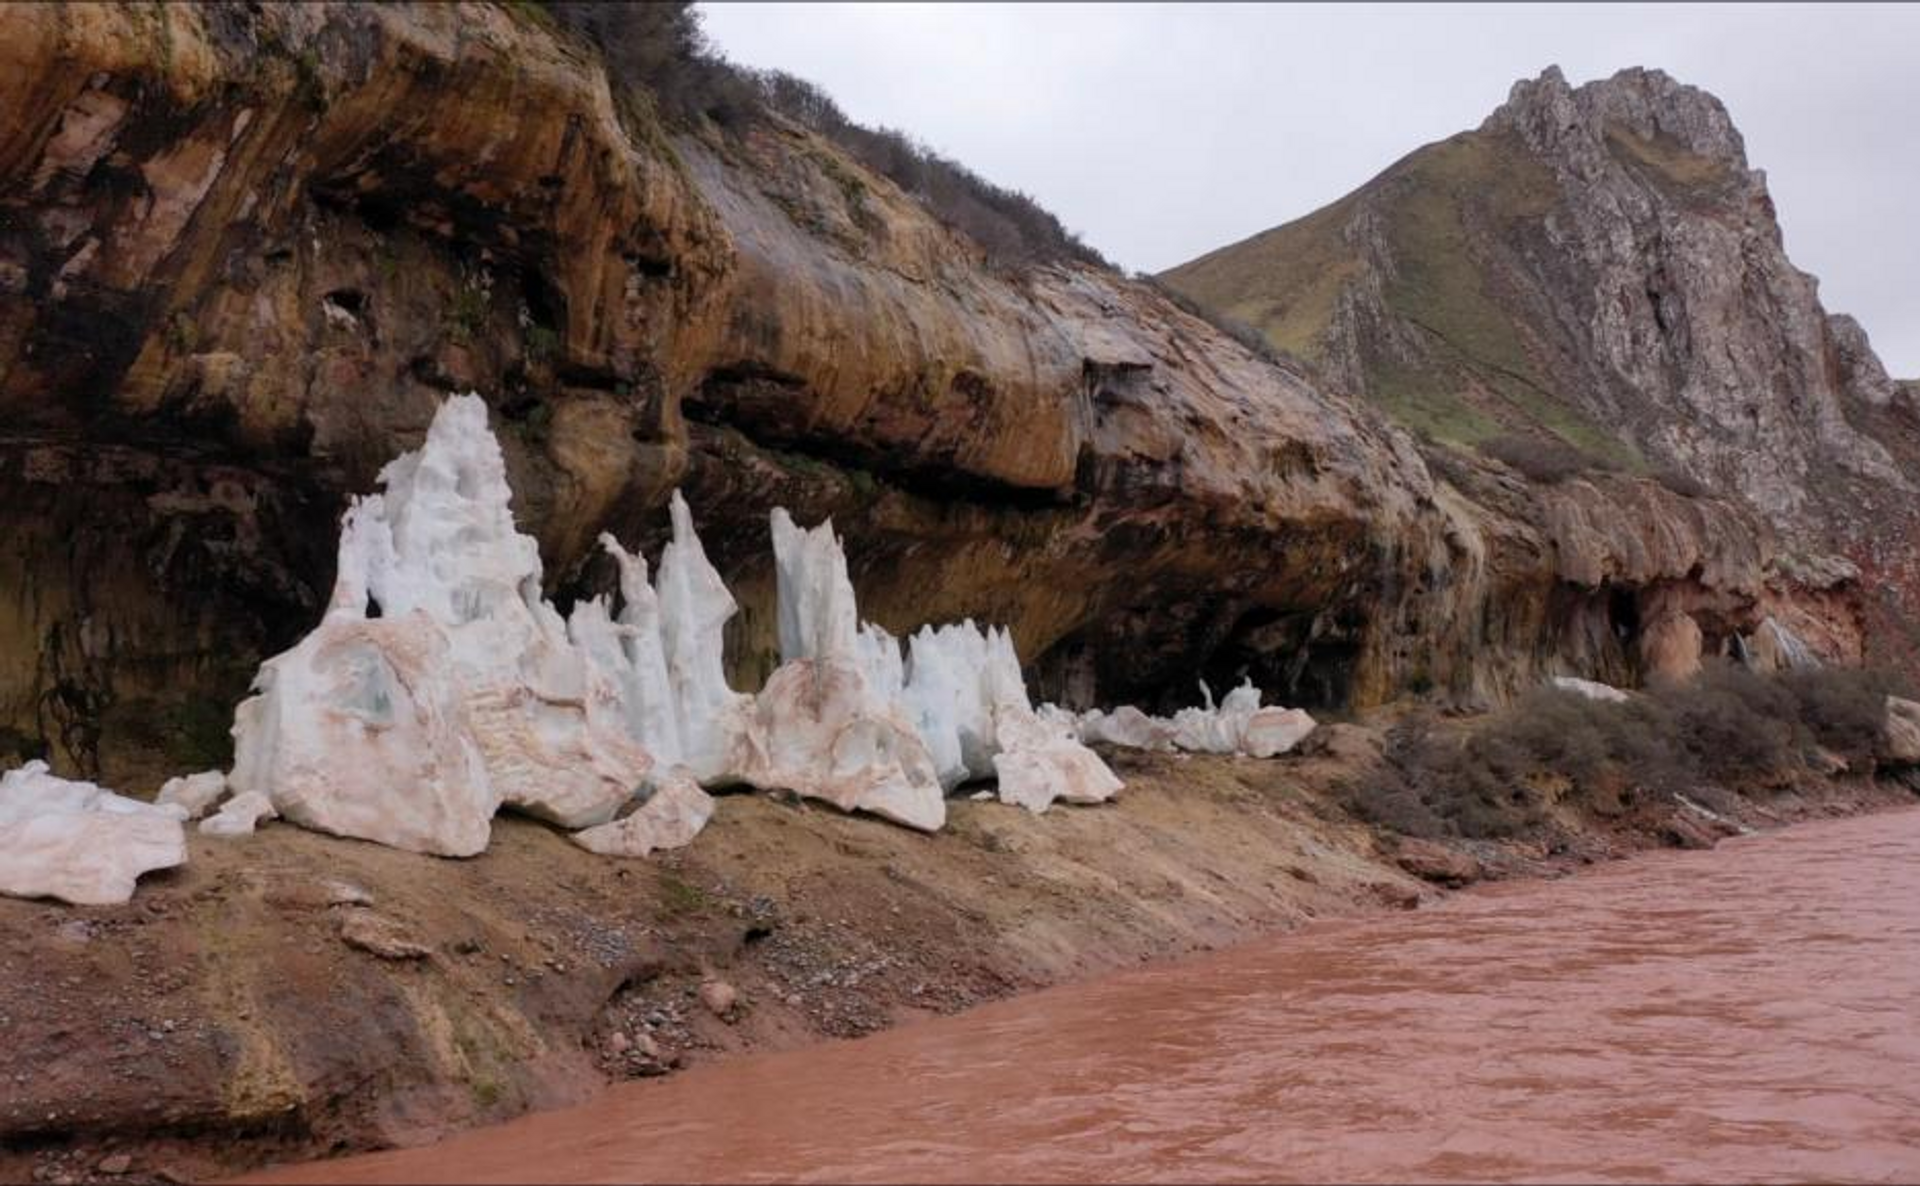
[700,2,1920,376]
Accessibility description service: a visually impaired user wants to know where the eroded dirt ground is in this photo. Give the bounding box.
[1,738,1910,1186]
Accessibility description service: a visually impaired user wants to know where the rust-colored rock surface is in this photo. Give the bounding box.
[0,6,1873,780]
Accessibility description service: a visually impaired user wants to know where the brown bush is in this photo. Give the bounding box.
[1783,665,1905,766]
[1343,663,1898,841]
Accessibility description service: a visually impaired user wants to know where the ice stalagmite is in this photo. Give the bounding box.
[569,534,685,772]
[655,492,755,785]
[755,510,1122,821]
[746,511,947,831]
[229,394,651,856]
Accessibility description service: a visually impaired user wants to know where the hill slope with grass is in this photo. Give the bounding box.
[1163,67,1920,629]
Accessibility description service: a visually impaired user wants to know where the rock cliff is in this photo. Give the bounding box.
[0,8,1883,780]
[1164,65,1920,673]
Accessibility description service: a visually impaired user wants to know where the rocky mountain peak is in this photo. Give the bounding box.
[1486,65,1750,175]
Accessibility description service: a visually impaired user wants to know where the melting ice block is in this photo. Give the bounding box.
[1549,676,1632,704]
[1064,678,1316,759]
[229,394,651,856]
[569,773,716,858]
[200,790,278,837]
[654,493,755,785]
[745,511,947,831]
[157,770,229,820]
[0,762,187,905]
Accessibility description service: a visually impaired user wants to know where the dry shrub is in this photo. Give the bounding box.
[1782,665,1905,766]
[546,4,1106,270]
[1344,663,1901,840]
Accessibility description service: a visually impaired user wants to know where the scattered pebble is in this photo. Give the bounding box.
[698,979,738,1019]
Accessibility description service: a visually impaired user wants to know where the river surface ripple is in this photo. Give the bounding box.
[247,806,1920,1184]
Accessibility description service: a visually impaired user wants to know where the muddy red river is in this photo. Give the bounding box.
[245,807,1920,1184]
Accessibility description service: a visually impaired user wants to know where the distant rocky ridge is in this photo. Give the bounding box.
[0,6,1900,783]
[1163,65,1920,665]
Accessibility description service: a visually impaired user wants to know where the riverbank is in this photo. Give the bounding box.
[1,734,1910,1185]
[242,805,1920,1186]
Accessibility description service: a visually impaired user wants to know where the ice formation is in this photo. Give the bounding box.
[568,498,753,786]
[568,773,715,858]
[744,511,949,831]
[654,494,756,784]
[1550,676,1632,704]
[157,770,229,820]
[199,392,1217,859]
[229,394,652,856]
[1058,679,1317,759]
[758,510,1124,820]
[199,790,278,837]
[0,761,188,905]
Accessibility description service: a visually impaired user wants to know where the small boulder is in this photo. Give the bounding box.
[698,979,738,1019]
[1295,722,1384,765]
[322,879,374,908]
[1884,696,1920,764]
[1661,813,1720,851]
[337,909,431,960]
[1393,839,1481,888]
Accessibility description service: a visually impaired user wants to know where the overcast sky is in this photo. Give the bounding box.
[700,2,1919,377]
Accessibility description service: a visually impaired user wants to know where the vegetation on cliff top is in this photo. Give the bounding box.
[540,0,1109,270]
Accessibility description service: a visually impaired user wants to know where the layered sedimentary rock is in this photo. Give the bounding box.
[0,761,186,904]
[0,6,1906,783]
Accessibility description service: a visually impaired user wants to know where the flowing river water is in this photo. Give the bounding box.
[247,807,1920,1184]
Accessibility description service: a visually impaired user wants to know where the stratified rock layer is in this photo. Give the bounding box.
[0,9,1904,782]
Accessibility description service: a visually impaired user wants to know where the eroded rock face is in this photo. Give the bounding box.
[1163,64,1918,689]
[0,7,1900,781]
[0,762,186,904]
